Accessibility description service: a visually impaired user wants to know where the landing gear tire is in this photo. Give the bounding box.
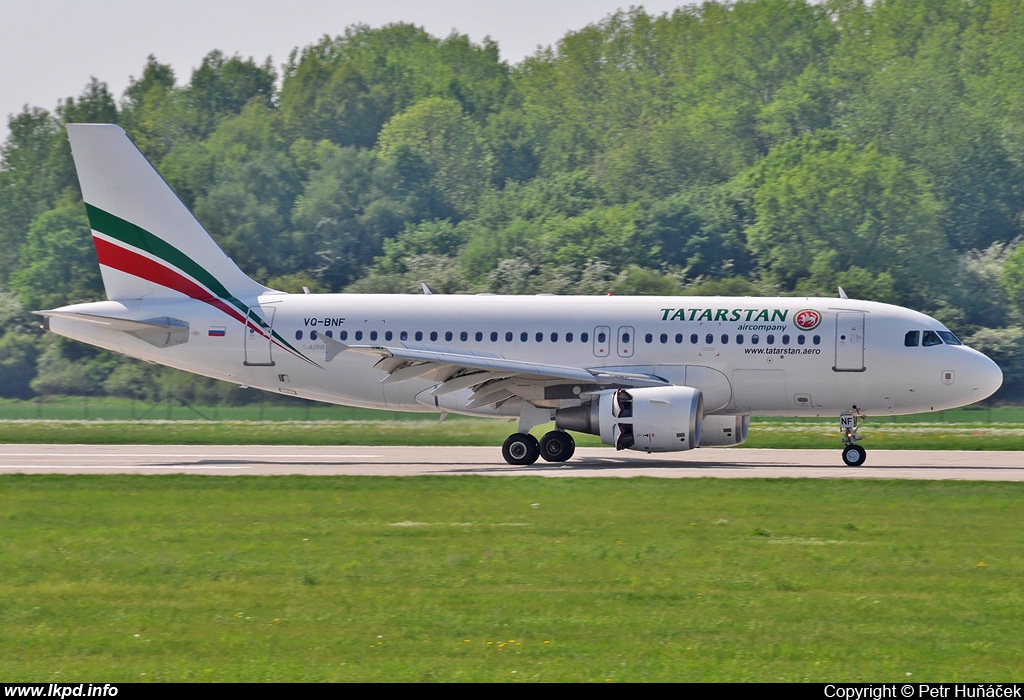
[842,444,867,467]
[502,433,540,465]
[539,430,575,463]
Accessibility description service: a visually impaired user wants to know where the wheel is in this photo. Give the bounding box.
[502,433,540,465]
[539,430,576,463]
[841,444,866,467]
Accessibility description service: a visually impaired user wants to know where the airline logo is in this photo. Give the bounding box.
[795,309,822,331]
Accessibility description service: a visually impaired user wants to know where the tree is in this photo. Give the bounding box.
[744,132,948,305]
[11,200,101,310]
[0,333,38,398]
[291,143,410,289]
[377,97,493,217]
[188,51,276,136]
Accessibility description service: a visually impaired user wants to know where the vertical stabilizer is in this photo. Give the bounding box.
[66,123,267,302]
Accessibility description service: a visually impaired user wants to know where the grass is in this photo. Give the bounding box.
[0,416,1023,449]
[1,475,1022,681]
[2,396,1019,423]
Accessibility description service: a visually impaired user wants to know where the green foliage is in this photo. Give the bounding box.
[745,131,947,304]
[29,337,113,397]
[188,51,276,136]
[11,200,102,309]
[0,333,38,398]
[5,4,1024,398]
[377,97,493,216]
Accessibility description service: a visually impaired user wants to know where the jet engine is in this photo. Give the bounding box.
[555,386,703,452]
[698,415,750,446]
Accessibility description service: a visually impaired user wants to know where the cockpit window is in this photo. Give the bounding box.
[905,331,919,347]
[938,331,962,346]
[922,330,943,347]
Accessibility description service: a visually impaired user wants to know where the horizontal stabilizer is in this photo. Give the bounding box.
[37,310,189,348]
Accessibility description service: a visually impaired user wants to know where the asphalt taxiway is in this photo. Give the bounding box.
[2,445,1024,480]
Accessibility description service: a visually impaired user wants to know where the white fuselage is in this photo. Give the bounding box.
[46,293,1003,419]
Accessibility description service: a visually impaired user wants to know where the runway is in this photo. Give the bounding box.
[3,444,1024,480]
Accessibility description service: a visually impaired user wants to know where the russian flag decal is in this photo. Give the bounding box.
[209,327,226,337]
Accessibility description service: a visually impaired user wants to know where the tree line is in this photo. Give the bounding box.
[4,0,1024,402]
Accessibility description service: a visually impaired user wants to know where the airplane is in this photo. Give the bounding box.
[38,124,1003,467]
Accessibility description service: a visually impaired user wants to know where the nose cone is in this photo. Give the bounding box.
[968,349,1003,402]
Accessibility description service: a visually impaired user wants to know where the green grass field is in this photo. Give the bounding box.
[1,475,1022,682]
[1,397,1024,449]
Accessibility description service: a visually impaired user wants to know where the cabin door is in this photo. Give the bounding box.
[244,306,276,366]
[834,312,865,372]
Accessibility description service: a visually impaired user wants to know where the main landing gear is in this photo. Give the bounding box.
[502,430,575,465]
[840,406,867,466]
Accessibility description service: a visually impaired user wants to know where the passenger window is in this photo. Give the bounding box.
[430,331,438,341]
[295,330,303,340]
[370,331,378,341]
[505,331,513,342]
[445,331,453,341]
[311,331,318,340]
[326,331,333,338]
[521,332,528,342]
[675,333,683,344]
[340,331,348,341]
[922,330,943,347]
[400,331,408,341]
[813,335,821,345]
[551,332,558,342]
[736,334,744,345]
[751,335,760,345]
[566,332,574,342]
[581,332,589,343]
[355,331,363,341]
[536,332,544,342]
[597,332,607,343]
[905,331,920,347]
[721,334,728,345]
[690,334,698,344]
[705,334,714,345]
[475,331,482,342]
[415,331,423,341]
[490,331,497,342]
[644,333,653,343]
[797,335,805,345]
[461,331,468,342]
[660,333,668,344]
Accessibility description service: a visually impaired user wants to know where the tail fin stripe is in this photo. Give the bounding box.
[92,236,249,326]
[86,203,239,308]
[93,234,317,366]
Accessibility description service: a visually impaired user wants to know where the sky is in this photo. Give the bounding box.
[0,0,690,144]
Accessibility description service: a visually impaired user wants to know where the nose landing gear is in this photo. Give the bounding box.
[840,406,867,466]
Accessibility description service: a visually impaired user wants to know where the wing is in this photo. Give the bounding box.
[324,335,669,409]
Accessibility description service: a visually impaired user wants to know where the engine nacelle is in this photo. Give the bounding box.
[698,415,750,447]
[555,386,703,453]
